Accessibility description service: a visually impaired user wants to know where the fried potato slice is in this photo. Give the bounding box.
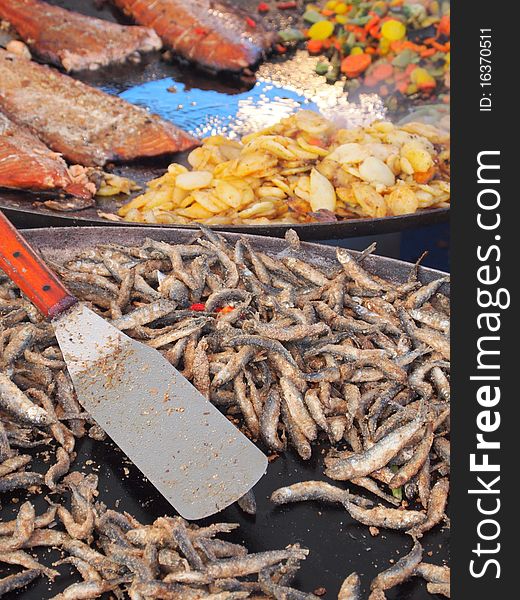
[117,110,449,226]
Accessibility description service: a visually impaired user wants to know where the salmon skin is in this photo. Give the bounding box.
[0,112,93,200]
[0,50,198,167]
[0,0,163,72]
[112,0,275,72]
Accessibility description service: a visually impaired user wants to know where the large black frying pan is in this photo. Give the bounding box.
[1,227,450,599]
[0,0,449,240]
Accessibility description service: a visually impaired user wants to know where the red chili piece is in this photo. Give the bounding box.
[190,303,206,311]
[216,305,235,315]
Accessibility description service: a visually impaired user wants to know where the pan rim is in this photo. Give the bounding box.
[5,200,449,240]
[22,224,450,282]
[7,201,449,229]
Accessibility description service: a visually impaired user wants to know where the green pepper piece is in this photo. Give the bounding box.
[315,61,330,76]
[349,15,372,26]
[392,49,416,68]
[428,67,445,77]
[325,70,340,84]
[391,486,403,501]
[303,10,326,24]
[430,51,446,62]
[278,28,306,42]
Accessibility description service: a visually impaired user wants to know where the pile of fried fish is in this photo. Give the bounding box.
[1,228,450,598]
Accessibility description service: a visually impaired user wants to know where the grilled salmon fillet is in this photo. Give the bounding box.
[0,50,198,167]
[112,0,275,72]
[0,0,162,72]
[0,112,93,199]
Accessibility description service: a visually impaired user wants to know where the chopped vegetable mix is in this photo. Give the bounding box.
[271,0,450,108]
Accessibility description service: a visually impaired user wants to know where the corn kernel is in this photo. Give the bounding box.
[308,20,335,40]
[379,37,391,55]
[381,19,406,42]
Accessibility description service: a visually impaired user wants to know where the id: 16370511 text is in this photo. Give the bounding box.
[480,29,492,112]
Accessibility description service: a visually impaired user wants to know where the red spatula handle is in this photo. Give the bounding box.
[0,212,77,320]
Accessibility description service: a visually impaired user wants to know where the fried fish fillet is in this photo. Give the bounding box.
[0,0,162,71]
[0,50,198,167]
[0,111,93,199]
[112,0,275,72]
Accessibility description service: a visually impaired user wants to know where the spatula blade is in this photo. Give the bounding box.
[53,303,267,520]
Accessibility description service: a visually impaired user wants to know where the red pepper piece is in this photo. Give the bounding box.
[431,40,449,52]
[420,47,436,58]
[438,15,450,37]
[257,2,270,12]
[190,303,206,311]
[307,137,326,147]
[277,1,297,9]
[370,61,394,82]
[365,16,380,32]
[245,17,257,28]
[307,39,323,54]
[363,74,379,87]
[217,305,235,315]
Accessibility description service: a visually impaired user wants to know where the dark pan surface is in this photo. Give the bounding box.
[0,196,449,240]
[1,227,450,599]
[0,0,449,239]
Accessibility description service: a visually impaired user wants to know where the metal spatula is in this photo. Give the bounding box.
[0,213,267,520]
